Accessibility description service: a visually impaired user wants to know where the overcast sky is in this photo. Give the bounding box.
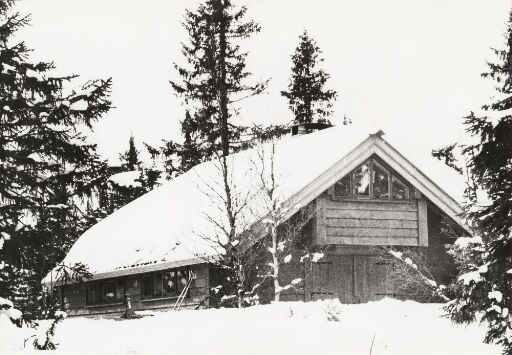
[17,0,511,163]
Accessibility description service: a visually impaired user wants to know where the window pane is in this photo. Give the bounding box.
[86,282,96,305]
[141,274,152,298]
[103,280,115,303]
[176,270,189,293]
[163,271,177,296]
[116,278,125,302]
[334,175,350,197]
[372,162,389,199]
[391,176,409,200]
[352,162,370,196]
[153,273,163,298]
[96,282,103,304]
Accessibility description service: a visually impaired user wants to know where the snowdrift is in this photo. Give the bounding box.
[43,298,500,355]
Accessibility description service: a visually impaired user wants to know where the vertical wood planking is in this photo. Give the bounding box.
[418,197,428,247]
[316,198,327,244]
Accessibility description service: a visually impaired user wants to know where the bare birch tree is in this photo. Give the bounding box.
[193,153,257,308]
[249,142,321,302]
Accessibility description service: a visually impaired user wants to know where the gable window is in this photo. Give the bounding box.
[372,161,390,199]
[141,268,190,300]
[334,175,351,197]
[391,176,409,200]
[353,162,370,197]
[333,158,409,201]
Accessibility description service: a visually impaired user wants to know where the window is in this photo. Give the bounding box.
[86,283,97,305]
[333,158,409,201]
[353,162,370,197]
[392,176,409,200]
[334,175,350,197]
[115,278,125,302]
[372,161,389,199]
[177,270,188,292]
[153,273,163,298]
[86,278,125,306]
[141,274,152,299]
[103,280,115,303]
[163,270,177,296]
[142,268,190,300]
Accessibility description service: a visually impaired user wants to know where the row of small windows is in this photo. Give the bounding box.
[141,269,190,300]
[86,278,125,305]
[334,158,410,200]
[85,268,190,306]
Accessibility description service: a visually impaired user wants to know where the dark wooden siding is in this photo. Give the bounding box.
[62,263,210,316]
[425,202,460,287]
[303,247,394,304]
[317,198,427,246]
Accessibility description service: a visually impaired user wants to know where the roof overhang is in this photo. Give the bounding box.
[42,256,218,287]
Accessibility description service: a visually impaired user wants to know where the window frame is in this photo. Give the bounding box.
[141,267,190,301]
[332,157,411,201]
[351,160,371,198]
[86,277,126,306]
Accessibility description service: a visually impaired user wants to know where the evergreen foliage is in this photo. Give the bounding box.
[438,10,512,354]
[0,1,112,320]
[170,0,268,162]
[119,134,141,171]
[281,30,338,128]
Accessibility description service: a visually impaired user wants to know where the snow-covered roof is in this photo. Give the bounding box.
[43,124,467,284]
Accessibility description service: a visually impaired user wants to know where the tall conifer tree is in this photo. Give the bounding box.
[170,0,268,161]
[440,9,512,354]
[0,1,112,319]
[281,30,338,128]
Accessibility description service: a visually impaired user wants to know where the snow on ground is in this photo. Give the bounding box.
[26,298,501,355]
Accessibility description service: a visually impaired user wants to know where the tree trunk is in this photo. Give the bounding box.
[271,225,281,302]
[218,0,230,158]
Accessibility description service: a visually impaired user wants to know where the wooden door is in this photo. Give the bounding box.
[306,254,394,303]
[353,256,394,302]
[309,259,335,301]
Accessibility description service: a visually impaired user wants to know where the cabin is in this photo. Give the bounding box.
[43,125,468,316]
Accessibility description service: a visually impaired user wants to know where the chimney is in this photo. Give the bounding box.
[290,122,333,136]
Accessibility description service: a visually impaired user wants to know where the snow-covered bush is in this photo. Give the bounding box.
[31,311,67,350]
[380,247,450,302]
[0,296,67,351]
[0,297,26,351]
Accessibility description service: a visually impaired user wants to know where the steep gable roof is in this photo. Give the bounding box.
[43,125,468,284]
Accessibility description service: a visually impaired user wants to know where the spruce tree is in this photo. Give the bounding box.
[281,30,338,129]
[170,0,268,160]
[180,111,204,173]
[170,0,270,306]
[119,134,141,171]
[0,1,112,320]
[105,135,145,213]
[441,9,512,354]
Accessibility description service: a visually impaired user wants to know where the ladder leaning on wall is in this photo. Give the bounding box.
[172,270,195,311]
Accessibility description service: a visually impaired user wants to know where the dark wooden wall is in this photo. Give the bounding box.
[316,198,427,247]
[61,263,210,316]
[277,199,459,304]
[424,202,460,287]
